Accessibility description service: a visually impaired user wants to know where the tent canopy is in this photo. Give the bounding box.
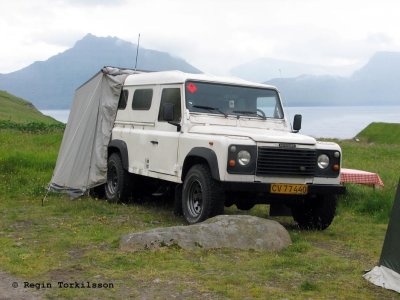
[49,67,136,197]
[364,180,400,293]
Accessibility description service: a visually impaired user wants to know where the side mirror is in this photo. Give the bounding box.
[162,103,174,122]
[162,102,181,132]
[293,114,302,132]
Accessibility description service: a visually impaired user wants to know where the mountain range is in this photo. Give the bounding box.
[0,34,200,109]
[0,33,399,108]
[231,57,359,82]
[266,52,400,106]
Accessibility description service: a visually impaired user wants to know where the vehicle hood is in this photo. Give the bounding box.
[189,125,316,145]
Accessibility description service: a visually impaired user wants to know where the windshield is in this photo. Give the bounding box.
[185,81,284,119]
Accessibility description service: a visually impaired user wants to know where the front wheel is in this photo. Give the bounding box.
[291,195,337,230]
[182,164,224,224]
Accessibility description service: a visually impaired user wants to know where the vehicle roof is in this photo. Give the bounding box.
[123,70,277,90]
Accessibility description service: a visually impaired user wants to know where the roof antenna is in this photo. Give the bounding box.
[134,33,141,72]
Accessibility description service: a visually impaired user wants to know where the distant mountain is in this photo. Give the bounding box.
[0,34,201,109]
[231,57,358,82]
[266,52,400,106]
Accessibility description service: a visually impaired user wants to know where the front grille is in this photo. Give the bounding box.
[256,147,316,176]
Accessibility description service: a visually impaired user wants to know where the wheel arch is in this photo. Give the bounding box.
[182,147,220,181]
[108,139,129,171]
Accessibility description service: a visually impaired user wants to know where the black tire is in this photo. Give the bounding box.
[291,195,337,230]
[105,153,131,203]
[182,164,224,224]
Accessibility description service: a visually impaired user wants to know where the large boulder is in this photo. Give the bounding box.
[120,215,291,252]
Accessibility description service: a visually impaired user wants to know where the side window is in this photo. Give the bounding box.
[132,89,153,110]
[118,90,129,110]
[158,88,181,122]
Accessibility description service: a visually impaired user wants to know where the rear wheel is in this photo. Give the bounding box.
[291,195,337,230]
[182,164,224,224]
[235,200,255,211]
[225,192,255,210]
[173,184,183,216]
[105,153,131,203]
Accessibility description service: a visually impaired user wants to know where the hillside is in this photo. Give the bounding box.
[0,34,201,109]
[0,90,58,124]
[356,122,400,144]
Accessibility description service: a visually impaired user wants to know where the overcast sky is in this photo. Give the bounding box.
[1,0,400,75]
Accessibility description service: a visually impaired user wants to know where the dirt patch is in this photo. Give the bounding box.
[47,264,86,283]
[67,247,86,260]
[10,220,34,230]
[0,270,44,300]
[118,278,222,300]
[311,241,373,264]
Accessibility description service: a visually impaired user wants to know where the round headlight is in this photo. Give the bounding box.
[237,150,251,166]
[317,154,330,169]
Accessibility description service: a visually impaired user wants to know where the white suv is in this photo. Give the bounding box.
[105,71,345,230]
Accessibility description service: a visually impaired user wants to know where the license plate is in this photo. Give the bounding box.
[270,184,308,195]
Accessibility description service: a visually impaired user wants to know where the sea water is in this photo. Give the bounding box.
[41,106,400,139]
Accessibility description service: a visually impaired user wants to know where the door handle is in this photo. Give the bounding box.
[150,140,158,145]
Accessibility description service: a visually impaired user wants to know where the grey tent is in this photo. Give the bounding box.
[363,180,400,293]
[49,67,136,197]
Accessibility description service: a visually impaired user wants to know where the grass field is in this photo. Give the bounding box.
[0,121,399,299]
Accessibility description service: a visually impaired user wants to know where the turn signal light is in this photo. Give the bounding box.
[229,159,236,167]
[332,164,340,172]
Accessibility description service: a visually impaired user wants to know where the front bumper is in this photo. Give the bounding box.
[221,182,346,196]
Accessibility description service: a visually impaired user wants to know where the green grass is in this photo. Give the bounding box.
[0,120,399,298]
[0,120,65,132]
[0,90,58,124]
[357,122,400,144]
[339,140,400,222]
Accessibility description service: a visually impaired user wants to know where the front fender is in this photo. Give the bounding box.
[182,147,220,181]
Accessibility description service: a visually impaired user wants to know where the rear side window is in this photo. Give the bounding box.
[118,90,129,110]
[132,89,153,110]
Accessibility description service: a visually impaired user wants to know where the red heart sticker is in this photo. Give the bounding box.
[186,83,198,93]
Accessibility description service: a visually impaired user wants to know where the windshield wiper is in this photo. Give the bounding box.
[233,110,266,120]
[192,105,227,118]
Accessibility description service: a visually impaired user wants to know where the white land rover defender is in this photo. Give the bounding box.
[106,71,345,230]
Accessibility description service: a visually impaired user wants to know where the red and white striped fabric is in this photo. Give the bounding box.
[340,168,384,188]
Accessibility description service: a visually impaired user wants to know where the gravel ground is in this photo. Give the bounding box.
[0,271,44,300]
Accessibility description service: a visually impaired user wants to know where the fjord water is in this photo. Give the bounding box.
[286,106,400,139]
[41,106,400,139]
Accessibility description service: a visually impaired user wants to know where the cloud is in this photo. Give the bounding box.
[366,33,393,46]
[59,0,126,6]
[31,30,86,48]
[1,0,400,74]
